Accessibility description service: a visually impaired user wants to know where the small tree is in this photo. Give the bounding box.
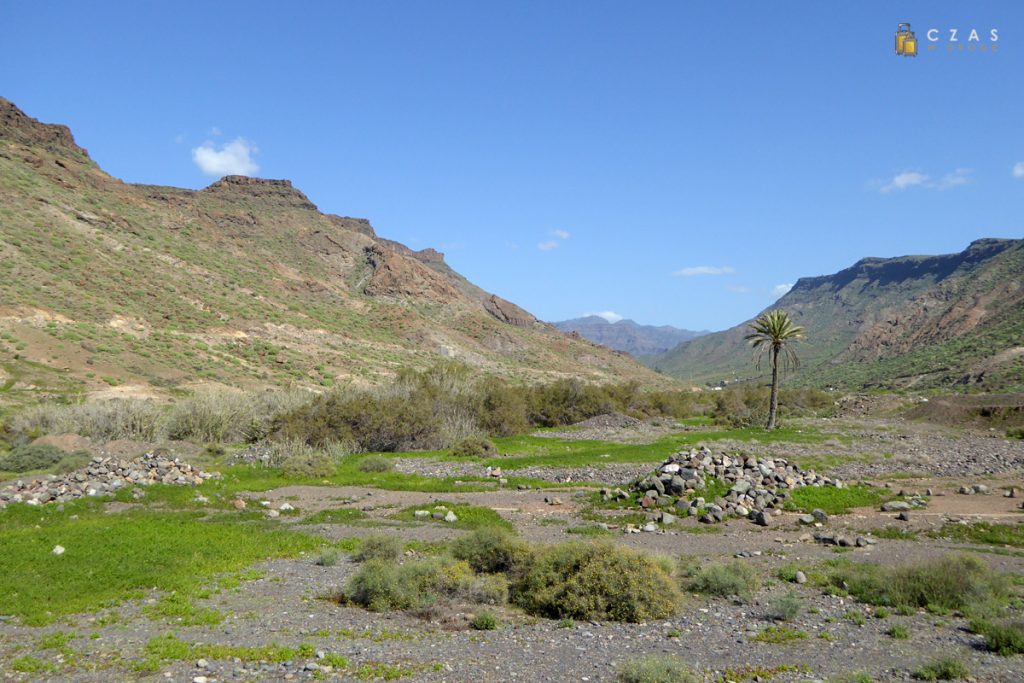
[744,310,803,430]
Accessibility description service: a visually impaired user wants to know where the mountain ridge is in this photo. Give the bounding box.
[647,238,1024,391]
[0,98,666,400]
[552,316,707,357]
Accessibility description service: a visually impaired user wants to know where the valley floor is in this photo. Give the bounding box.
[1,416,1023,682]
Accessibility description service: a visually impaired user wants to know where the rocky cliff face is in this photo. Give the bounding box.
[647,239,1024,391]
[0,99,667,395]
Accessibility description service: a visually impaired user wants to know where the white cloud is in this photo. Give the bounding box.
[174,133,185,145]
[771,283,793,298]
[938,168,972,189]
[1014,162,1024,179]
[586,311,623,323]
[537,240,560,251]
[191,138,260,177]
[552,229,571,240]
[880,171,929,193]
[877,168,974,193]
[672,265,736,277]
[209,126,222,136]
[725,285,751,294]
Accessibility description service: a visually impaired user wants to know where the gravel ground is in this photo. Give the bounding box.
[5,547,1021,683]
[2,415,1023,682]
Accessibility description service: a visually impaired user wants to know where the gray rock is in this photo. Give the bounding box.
[795,571,807,584]
[880,501,911,512]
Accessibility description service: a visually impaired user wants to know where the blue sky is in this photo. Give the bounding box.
[2,2,1022,331]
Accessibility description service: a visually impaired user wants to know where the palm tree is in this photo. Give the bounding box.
[744,310,804,430]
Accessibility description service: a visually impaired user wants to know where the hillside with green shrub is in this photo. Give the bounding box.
[0,98,666,408]
[647,238,1024,391]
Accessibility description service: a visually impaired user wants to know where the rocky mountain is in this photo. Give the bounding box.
[552,316,706,357]
[647,239,1024,391]
[0,98,666,400]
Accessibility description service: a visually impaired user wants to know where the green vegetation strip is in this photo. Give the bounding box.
[929,522,1024,548]
[392,501,513,531]
[785,484,888,515]
[0,500,320,625]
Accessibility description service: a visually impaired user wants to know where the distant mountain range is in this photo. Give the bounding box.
[646,239,1024,391]
[552,316,707,357]
[0,98,665,398]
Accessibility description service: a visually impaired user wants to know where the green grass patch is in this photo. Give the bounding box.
[565,524,613,536]
[142,592,224,626]
[869,526,919,541]
[302,508,370,524]
[0,499,321,625]
[136,633,342,673]
[969,619,1024,656]
[11,655,55,674]
[888,624,911,639]
[392,502,512,531]
[912,656,969,681]
[929,522,1024,548]
[751,626,807,644]
[785,484,888,515]
[823,553,1010,615]
[615,655,700,683]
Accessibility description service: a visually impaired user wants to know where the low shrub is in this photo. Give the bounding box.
[451,527,531,575]
[688,560,761,601]
[615,655,700,683]
[354,535,404,563]
[751,625,807,643]
[53,451,92,474]
[314,550,340,567]
[341,557,501,612]
[912,656,968,681]
[513,542,680,623]
[969,619,1024,656]
[767,590,803,622]
[281,448,337,479]
[887,624,910,640]
[827,554,1007,614]
[1006,427,1024,440]
[0,443,78,472]
[830,674,874,683]
[464,573,509,605]
[450,435,496,458]
[470,611,499,630]
[358,455,393,473]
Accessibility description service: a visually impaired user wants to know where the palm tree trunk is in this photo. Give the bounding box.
[766,345,780,430]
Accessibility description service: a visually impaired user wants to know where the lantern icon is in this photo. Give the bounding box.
[896,23,917,56]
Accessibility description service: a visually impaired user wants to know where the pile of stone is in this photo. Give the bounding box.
[0,453,220,507]
[622,445,841,525]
